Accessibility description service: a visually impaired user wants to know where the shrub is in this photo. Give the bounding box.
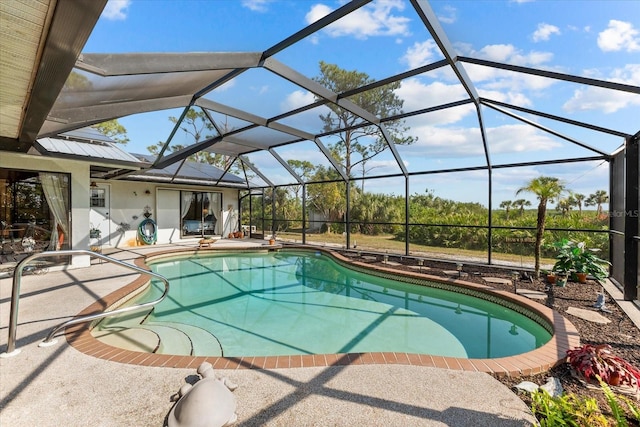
[530,388,608,426]
[566,344,640,390]
[598,378,639,427]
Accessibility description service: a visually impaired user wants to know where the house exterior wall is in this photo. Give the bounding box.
[1,152,92,268]
[1,152,241,262]
[93,181,239,247]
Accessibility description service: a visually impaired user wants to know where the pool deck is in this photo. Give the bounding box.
[0,240,629,426]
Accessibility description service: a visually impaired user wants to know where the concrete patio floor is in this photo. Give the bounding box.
[2,242,543,426]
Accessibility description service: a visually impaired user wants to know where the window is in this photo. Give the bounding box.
[180,191,222,237]
[90,188,106,207]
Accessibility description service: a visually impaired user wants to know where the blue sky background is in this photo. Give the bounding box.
[81,0,640,208]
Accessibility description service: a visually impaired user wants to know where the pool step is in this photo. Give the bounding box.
[145,324,193,355]
[92,326,160,353]
[151,322,223,356]
[92,311,222,356]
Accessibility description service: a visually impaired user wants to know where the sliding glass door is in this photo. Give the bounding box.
[180,191,221,238]
[1,169,70,267]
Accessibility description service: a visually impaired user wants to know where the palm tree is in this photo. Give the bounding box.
[500,200,514,220]
[572,193,585,214]
[513,199,531,216]
[555,198,572,216]
[585,190,609,217]
[516,176,566,277]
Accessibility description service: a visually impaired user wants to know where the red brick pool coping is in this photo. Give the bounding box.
[65,245,580,377]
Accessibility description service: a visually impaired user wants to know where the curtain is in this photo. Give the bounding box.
[208,192,220,235]
[180,191,193,220]
[39,172,70,250]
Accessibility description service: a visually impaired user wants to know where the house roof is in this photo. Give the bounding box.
[33,127,247,188]
[127,153,247,187]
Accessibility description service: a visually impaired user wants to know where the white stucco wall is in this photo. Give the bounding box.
[2,152,241,259]
[93,180,239,247]
[1,152,92,268]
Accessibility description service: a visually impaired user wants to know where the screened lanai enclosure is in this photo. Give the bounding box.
[0,0,638,300]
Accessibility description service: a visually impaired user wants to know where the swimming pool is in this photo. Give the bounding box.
[94,249,552,359]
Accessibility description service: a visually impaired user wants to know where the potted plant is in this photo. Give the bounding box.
[543,270,557,285]
[551,239,610,282]
[89,227,101,239]
[555,272,568,287]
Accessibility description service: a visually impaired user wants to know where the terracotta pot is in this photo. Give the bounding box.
[609,371,621,386]
[576,272,588,284]
[546,274,557,285]
[269,239,275,245]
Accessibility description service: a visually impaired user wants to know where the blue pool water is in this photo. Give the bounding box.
[108,250,551,358]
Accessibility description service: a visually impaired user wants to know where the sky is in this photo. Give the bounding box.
[79,0,640,208]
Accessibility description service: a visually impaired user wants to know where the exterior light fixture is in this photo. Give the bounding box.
[456,262,463,277]
[512,271,519,292]
[90,181,97,188]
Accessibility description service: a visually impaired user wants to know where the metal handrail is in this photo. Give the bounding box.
[2,249,169,357]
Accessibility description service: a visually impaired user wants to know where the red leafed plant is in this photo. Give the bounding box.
[566,344,640,390]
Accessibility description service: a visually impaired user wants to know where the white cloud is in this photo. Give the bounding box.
[447,43,557,97]
[486,124,562,154]
[216,79,236,92]
[476,44,553,66]
[532,23,561,42]
[102,0,130,20]
[241,0,273,12]
[396,79,473,123]
[305,0,410,40]
[281,90,316,111]
[437,5,457,25]
[400,123,561,159]
[279,90,331,131]
[401,40,439,69]
[477,88,532,108]
[598,20,640,52]
[564,64,640,113]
